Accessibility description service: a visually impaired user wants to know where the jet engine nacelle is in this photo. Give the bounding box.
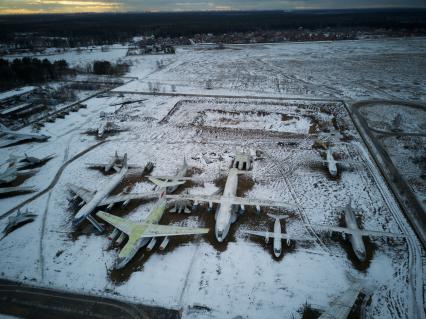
[122,199,130,208]
[146,238,157,251]
[256,205,261,214]
[107,203,114,210]
[159,237,169,250]
[286,238,290,246]
[265,231,269,244]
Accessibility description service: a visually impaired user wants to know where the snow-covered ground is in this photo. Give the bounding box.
[0,38,424,319]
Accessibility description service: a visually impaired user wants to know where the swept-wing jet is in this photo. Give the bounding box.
[166,168,298,242]
[242,213,313,257]
[67,154,158,232]
[96,193,209,269]
[0,162,39,185]
[3,209,37,234]
[14,153,55,169]
[86,151,144,173]
[0,123,49,147]
[309,199,405,261]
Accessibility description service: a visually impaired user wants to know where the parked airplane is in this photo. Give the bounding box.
[14,153,55,169]
[319,283,362,319]
[3,209,37,234]
[86,151,144,173]
[149,157,191,193]
[320,147,359,177]
[167,168,298,242]
[309,199,405,261]
[68,154,159,232]
[242,213,313,257]
[0,162,39,185]
[0,123,50,147]
[85,121,127,138]
[96,193,209,269]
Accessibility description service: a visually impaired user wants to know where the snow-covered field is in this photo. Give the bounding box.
[0,38,424,319]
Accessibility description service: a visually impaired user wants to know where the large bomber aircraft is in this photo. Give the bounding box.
[96,191,209,269]
[68,154,160,232]
[167,168,298,242]
[309,199,405,261]
[85,121,127,138]
[69,156,193,232]
[0,123,50,147]
[242,213,313,257]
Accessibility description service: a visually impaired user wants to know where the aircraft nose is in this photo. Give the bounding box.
[216,230,223,242]
[114,258,127,269]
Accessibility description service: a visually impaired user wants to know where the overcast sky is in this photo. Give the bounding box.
[1,0,425,14]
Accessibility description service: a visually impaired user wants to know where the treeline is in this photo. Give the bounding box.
[0,58,72,90]
[90,60,130,76]
[0,9,425,46]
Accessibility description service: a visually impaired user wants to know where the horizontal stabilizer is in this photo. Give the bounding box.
[148,177,186,188]
[242,229,314,241]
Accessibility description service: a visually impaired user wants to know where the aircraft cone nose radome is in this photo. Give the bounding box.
[115,258,127,269]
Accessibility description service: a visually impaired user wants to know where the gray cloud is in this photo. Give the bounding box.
[0,0,425,14]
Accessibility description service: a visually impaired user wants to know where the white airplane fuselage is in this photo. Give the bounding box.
[73,165,128,226]
[215,168,239,242]
[272,218,282,257]
[326,148,338,177]
[344,204,366,261]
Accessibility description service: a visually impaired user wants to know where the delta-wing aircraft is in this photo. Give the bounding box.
[86,151,144,173]
[96,192,209,269]
[166,168,298,242]
[309,199,405,261]
[0,123,50,147]
[242,213,313,257]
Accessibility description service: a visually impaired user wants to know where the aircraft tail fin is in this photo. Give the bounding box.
[122,153,128,169]
[267,213,288,220]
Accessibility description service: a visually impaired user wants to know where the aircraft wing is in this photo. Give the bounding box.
[100,192,159,206]
[165,193,223,204]
[309,224,355,235]
[165,194,296,210]
[358,229,405,238]
[150,175,203,182]
[241,229,268,238]
[16,168,40,176]
[96,211,133,235]
[67,183,95,203]
[0,186,37,194]
[142,224,209,238]
[230,196,297,210]
[242,230,313,241]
